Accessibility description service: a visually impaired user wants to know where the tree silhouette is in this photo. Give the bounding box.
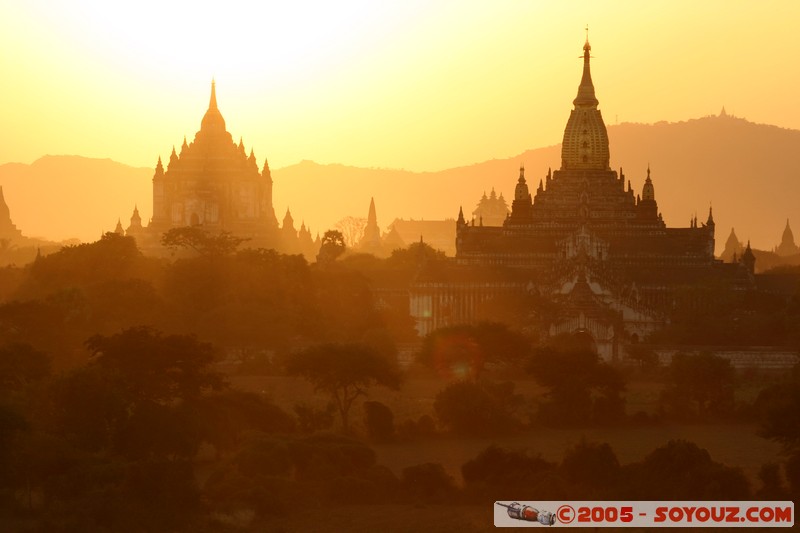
[285,343,400,433]
[661,352,735,419]
[755,363,800,452]
[85,326,223,403]
[0,342,49,394]
[418,322,531,379]
[528,344,625,425]
[48,327,224,457]
[161,226,248,256]
[334,216,367,248]
[433,380,520,436]
[316,230,346,263]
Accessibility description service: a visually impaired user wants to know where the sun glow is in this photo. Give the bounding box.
[1,2,800,244]
[3,1,800,172]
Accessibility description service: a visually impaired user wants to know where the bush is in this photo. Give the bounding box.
[397,414,437,440]
[433,380,520,436]
[623,440,751,500]
[560,440,620,491]
[401,462,456,503]
[461,445,568,502]
[660,352,736,420]
[290,434,377,481]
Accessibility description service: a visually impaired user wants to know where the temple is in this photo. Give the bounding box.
[115,82,317,259]
[472,188,509,226]
[409,37,755,358]
[149,80,278,242]
[774,220,800,257]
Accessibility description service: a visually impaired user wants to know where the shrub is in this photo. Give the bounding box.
[434,380,520,436]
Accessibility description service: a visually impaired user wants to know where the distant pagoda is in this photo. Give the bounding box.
[471,188,509,226]
[774,219,800,256]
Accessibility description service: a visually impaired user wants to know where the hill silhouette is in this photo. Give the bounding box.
[1,113,798,253]
[273,114,799,255]
[0,155,151,242]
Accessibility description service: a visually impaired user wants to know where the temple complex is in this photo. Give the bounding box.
[408,37,755,358]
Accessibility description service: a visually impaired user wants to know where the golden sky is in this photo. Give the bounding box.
[1,1,798,172]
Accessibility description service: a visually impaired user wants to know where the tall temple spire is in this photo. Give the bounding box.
[209,78,218,110]
[515,165,529,201]
[775,218,799,256]
[361,197,381,250]
[783,219,794,243]
[573,27,599,108]
[561,31,610,170]
[200,79,226,133]
[642,164,655,201]
[367,197,377,226]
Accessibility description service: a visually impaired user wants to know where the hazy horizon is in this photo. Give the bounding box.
[2,2,799,252]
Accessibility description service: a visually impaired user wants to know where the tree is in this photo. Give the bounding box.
[47,327,224,457]
[433,380,520,436]
[334,216,367,248]
[85,326,224,404]
[418,322,531,379]
[385,241,447,270]
[0,342,50,394]
[528,344,625,425]
[26,232,147,295]
[285,343,400,433]
[755,364,800,495]
[624,440,751,500]
[661,352,735,419]
[754,363,800,465]
[316,230,346,263]
[161,226,248,256]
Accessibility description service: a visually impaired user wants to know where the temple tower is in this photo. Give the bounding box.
[561,33,610,170]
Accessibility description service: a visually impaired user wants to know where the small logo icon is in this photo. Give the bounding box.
[496,502,556,526]
[557,504,575,524]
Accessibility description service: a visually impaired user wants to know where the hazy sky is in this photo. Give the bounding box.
[0,1,798,171]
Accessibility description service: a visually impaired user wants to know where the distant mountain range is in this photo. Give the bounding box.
[0,156,151,242]
[1,112,798,255]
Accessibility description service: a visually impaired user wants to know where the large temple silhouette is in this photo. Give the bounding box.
[408,37,756,358]
[116,82,318,259]
[149,80,278,240]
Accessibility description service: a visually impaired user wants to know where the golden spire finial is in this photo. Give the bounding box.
[209,78,218,110]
